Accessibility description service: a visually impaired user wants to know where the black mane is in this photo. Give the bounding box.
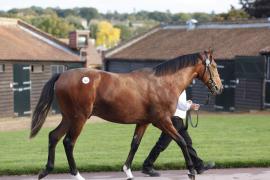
[153,53,200,76]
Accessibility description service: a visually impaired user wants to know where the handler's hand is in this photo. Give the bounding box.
[190,103,200,111]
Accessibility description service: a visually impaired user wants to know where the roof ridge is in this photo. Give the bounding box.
[17,20,72,49]
[164,19,270,30]
[167,18,270,25]
[17,20,80,57]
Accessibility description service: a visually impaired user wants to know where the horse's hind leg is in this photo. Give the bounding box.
[123,124,149,180]
[38,119,68,179]
[154,117,195,180]
[63,117,87,180]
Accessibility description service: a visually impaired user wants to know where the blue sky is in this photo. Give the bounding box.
[0,0,241,13]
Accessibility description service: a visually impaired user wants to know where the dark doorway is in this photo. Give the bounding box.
[235,56,266,110]
[266,80,270,107]
[265,57,270,107]
[13,64,31,116]
[215,61,235,111]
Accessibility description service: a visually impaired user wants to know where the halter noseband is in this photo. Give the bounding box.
[200,52,218,94]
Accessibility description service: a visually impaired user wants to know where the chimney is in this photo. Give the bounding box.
[69,30,90,50]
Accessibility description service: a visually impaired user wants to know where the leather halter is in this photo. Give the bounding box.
[199,52,218,94]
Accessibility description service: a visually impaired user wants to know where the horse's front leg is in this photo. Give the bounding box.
[123,123,149,180]
[154,117,196,180]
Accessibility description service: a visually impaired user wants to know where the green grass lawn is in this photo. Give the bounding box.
[0,113,270,175]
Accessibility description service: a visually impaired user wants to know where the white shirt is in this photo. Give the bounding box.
[174,90,192,119]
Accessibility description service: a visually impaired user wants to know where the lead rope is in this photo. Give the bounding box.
[184,93,210,130]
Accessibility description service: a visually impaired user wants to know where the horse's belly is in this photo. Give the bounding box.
[93,102,146,124]
[94,113,141,124]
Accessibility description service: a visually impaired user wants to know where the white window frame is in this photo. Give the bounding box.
[51,65,66,74]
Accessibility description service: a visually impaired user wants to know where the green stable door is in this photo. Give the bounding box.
[13,64,31,116]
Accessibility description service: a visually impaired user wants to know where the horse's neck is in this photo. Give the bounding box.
[167,66,198,93]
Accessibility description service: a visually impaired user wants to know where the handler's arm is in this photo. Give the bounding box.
[177,100,192,111]
[177,100,200,111]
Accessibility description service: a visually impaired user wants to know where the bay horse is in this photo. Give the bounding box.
[30,50,223,180]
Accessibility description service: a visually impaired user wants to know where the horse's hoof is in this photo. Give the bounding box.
[38,169,49,180]
[123,165,134,180]
[188,173,195,180]
[72,172,86,180]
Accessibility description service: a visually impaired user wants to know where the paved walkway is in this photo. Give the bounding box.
[1,168,270,180]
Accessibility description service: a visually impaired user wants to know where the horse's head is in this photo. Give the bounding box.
[197,50,223,95]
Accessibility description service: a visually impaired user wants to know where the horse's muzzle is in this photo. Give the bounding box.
[210,84,223,95]
[208,79,223,95]
[214,85,223,95]
[218,85,224,94]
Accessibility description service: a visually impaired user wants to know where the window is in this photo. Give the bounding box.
[78,35,88,47]
[51,65,66,75]
[31,65,44,73]
[0,64,5,72]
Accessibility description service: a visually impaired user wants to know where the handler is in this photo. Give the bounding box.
[142,90,215,176]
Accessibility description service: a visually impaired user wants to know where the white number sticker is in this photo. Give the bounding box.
[82,77,90,84]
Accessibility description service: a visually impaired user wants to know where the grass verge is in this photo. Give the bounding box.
[0,113,269,175]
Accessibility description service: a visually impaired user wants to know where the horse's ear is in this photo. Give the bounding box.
[203,48,213,55]
[208,47,214,55]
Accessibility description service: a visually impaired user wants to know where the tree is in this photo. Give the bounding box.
[172,13,192,22]
[192,12,213,22]
[30,6,44,15]
[240,0,270,18]
[135,11,149,21]
[0,10,7,16]
[213,6,249,21]
[7,8,20,14]
[114,24,132,41]
[65,15,84,29]
[148,11,171,22]
[89,23,98,39]
[79,7,99,22]
[95,21,120,48]
[227,6,249,20]
[55,8,78,18]
[29,14,76,38]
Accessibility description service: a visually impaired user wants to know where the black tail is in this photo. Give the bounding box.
[30,73,61,138]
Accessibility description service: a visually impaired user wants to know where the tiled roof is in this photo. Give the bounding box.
[106,22,270,60]
[260,46,270,54]
[0,18,80,62]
